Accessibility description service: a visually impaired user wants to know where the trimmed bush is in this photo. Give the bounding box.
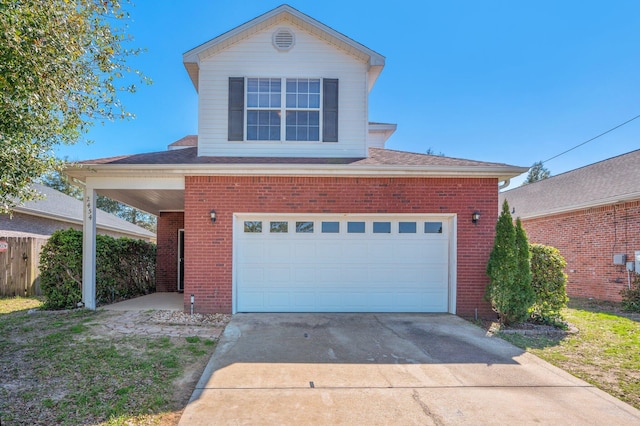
[40,229,156,310]
[529,243,568,323]
[621,273,640,312]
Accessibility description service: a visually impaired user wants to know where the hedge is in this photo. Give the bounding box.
[529,243,568,324]
[40,229,156,310]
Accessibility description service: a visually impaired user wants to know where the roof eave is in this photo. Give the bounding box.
[509,190,640,220]
[65,163,528,182]
[11,208,155,239]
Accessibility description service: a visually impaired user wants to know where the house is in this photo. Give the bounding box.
[65,4,526,315]
[0,183,155,242]
[500,150,640,302]
[0,183,155,297]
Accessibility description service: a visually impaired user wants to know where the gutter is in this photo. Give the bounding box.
[66,163,529,183]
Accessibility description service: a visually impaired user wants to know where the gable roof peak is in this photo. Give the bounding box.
[183,4,385,91]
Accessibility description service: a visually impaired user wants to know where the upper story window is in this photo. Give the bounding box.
[228,77,338,143]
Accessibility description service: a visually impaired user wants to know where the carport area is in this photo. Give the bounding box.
[180,313,640,425]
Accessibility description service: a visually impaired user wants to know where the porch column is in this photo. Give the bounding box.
[82,184,97,310]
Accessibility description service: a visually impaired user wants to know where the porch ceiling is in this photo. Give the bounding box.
[97,189,184,216]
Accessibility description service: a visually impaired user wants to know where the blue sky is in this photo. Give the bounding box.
[56,1,640,187]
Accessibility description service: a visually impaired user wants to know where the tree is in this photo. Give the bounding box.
[514,217,535,314]
[522,161,551,185]
[425,147,445,156]
[41,170,157,232]
[0,0,147,212]
[486,200,534,324]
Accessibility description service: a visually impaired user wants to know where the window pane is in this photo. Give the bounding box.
[309,111,319,125]
[399,222,417,233]
[286,126,296,140]
[270,221,288,233]
[247,126,257,140]
[424,222,443,234]
[298,94,308,108]
[247,111,258,125]
[244,221,262,233]
[271,94,281,108]
[247,78,258,92]
[269,126,280,140]
[309,79,320,93]
[258,126,269,140]
[247,93,258,108]
[373,222,391,233]
[308,127,319,141]
[322,221,340,233]
[271,79,281,92]
[347,222,365,233]
[286,93,297,108]
[286,79,296,93]
[296,221,314,233]
[309,94,320,108]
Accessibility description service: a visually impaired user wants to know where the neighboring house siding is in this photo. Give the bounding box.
[183,176,498,316]
[521,200,640,301]
[197,22,368,157]
[156,212,184,293]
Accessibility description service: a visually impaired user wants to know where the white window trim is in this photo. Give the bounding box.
[244,77,323,143]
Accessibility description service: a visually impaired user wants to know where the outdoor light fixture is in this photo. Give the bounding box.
[472,211,481,223]
[210,209,216,223]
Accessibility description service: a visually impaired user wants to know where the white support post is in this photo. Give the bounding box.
[82,185,97,310]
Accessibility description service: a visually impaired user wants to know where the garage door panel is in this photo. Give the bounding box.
[235,215,452,313]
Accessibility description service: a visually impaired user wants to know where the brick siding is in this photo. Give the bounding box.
[520,200,640,301]
[181,176,498,316]
[156,212,184,292]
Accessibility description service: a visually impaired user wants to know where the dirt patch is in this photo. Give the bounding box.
[0,308,231,425]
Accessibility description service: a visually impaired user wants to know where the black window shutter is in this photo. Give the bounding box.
[323,79,338,142]
[228,77,244,141]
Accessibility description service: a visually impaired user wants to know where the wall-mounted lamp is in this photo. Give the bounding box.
[472,211,481,224]
[210,209,217,223]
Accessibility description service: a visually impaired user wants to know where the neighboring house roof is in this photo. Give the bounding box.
[182,4,385,92]
[9,183,156,240]
[500,149,640,219]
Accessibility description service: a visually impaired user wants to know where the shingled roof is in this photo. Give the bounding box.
[80,146,514,169]
[6,184,156,239]
[500,150,640,219]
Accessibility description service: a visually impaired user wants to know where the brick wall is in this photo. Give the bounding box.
[156,212,184,292]
[521,200,640,301]
[183,176,498,316]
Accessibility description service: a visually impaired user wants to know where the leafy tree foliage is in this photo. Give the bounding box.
[522,161,551,185]
[486,201,535,324]
[529,243,568,322]
[41,170,157,232]
[0,0,147,212]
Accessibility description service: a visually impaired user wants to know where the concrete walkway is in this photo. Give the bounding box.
[100,292,183,311]
[180,313,640,425]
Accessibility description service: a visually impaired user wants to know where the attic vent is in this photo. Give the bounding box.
[273,28,295,51]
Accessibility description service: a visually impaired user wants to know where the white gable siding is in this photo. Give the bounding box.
[197,22,369,158]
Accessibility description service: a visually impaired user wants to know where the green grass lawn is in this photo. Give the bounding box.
[0,297,218,425]
[498,298,640,410]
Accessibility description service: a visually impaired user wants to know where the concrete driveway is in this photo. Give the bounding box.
[179,313,640,425]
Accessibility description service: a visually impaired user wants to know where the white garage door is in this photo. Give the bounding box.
[234,214,453,313]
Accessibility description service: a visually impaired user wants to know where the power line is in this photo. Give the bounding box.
[542,113,640,164]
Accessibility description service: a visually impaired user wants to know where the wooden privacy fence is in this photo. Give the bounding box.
[0,237,47,297]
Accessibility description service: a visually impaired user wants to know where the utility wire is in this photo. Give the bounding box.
[542,113,640,164]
